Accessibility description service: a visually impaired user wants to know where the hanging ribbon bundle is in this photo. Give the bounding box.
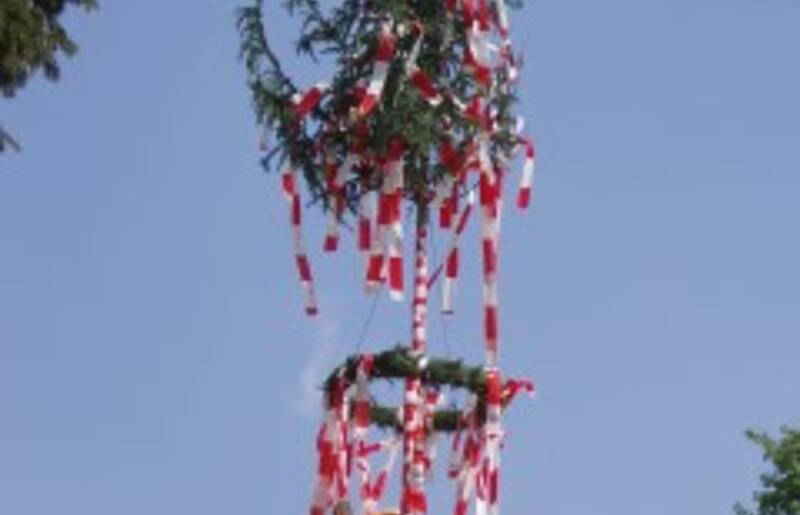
[238,0,538,511]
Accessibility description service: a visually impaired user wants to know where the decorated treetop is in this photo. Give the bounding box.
[237,0,531,215]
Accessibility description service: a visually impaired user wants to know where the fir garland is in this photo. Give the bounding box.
[324,347,493,433]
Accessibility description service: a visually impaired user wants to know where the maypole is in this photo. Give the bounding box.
[237,0,537,510]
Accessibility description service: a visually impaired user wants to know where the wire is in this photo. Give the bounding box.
[354,283,383,354]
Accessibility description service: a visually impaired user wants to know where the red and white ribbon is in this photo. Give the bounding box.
[422,388,443,473]
[310,379,349,515]
[282,166,318,316]
[477,135,501,366]
[366,140,406,297]
[494,0,510,40]
[354,356,374,440]
[386,144,406,301]
[442,190,475,314]
[323,153,359,252]
[466,20,492,87]
[401,376,426,515]
[516,137,536,209]
[483,369,503,515]
[293,82,329,121]
[358,23,396,117]
[409,67,443,106]
[502,378,535,407]
[360,438,401,515]
[453,428,482,515]
[365,185,388,292]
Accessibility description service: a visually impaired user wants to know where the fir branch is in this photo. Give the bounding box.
[236,0,297,96]
[0,0,99,97]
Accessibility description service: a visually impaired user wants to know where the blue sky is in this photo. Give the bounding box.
[2,1,799,514]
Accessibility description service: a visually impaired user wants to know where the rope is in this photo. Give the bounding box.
[354,283,384,354]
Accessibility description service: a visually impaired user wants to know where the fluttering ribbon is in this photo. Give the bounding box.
[293,82,329,121]
[282,166,318,316]
[444,191,475,314]
[358,23,397,117]
[409,68,442,106]
[516,137,536,209]
[478,133,501,368]
[361,438,401,515]
[483,369,504,515]
[310,378,349,515]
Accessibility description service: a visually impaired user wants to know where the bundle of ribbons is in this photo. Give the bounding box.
[239,0,537,512]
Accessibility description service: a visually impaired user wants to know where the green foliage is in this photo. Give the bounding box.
[0,0,98,98]
[736,427,800,515]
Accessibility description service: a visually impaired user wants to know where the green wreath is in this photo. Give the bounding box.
[323,346,505,433]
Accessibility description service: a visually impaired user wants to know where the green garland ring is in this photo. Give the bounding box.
[323,346,492,433]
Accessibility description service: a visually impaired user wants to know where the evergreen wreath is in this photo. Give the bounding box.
[324,347,532,433]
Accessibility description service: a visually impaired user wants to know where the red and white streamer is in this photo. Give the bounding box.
[358,23,396,117]
[483,369,504,515]
[477,134,501,367]
[324,153,359,252]
[310,379,349,515]
[386,150,406,301]
[516,137,536,209]
[293,82,329,121]
[409,67,443,106]
[442,191,475,314]
[282,166,318,316]
[453,428,482,515]
[465,19,491,87]
[361,438,401,515]
[365,187,388,292]
[401,376,426,515]
[502,378,535,406]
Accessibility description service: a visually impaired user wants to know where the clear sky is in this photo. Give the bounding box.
[2,1,799,514]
